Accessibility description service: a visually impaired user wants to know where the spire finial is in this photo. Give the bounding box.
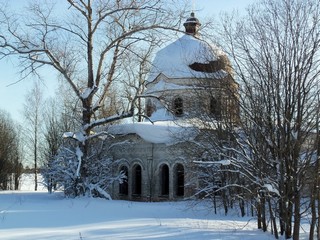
[192,0,195,13]
[183,11,201,36]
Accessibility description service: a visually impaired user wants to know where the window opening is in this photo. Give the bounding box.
[210,97,221,119]
[176,164,184,196]
[132,165,142,195]
[161,164,169,195]
[119,166,128,195]
[173,97,183,116]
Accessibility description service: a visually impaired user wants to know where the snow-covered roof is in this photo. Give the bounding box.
[147,34,224,82]
[108,121,198,145]
[148,108,175,122]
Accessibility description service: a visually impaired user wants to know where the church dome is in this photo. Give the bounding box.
[144,13,236,123]
[147,13,230,83]
[147,34,226,82]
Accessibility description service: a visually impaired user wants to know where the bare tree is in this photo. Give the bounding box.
[23,82,44,191]
[188,81,243,217]
[310,109,320,240]
[121,33,169,122]
[0,110,22,190]
[217,0,320,238]
[41,97,65,193]
[0,0,187,197]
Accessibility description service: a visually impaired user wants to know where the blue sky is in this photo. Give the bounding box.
[0,0,255,123]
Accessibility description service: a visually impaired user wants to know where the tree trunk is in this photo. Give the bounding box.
[261,193,267,232]
[310,184,316,240]
[292,193,301,239]
[257,196,262,229]
[213,193,217,215]
[268,197,278,239]
[239,198,245,217]
[285,198,293,239]
[317,188,320,240]
[34,142,38,192]
[222,190,228,215]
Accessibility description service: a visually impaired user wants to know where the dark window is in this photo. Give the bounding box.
[132,165,142,195]
[210,97,221,119]
[146,99,154,117]
[119,166,128,195]
[189,56,229,73]
[176,164,184,197]
[173,97,183,116]
[161,164,169,196]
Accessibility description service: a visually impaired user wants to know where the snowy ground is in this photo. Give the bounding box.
[0,175,309,239]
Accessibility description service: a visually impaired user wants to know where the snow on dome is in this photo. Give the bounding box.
[147,34,225,82]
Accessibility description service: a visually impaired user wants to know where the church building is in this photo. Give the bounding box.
[106,13,238,201]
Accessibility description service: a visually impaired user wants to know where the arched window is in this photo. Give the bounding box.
[132,165,142,195]
[210,97,221,119]
[160,164,169,196]
[173,97,183,116]
[175,164,184,197]
[119,166,128,195]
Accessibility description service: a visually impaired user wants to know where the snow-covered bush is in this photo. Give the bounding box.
[43,139,123,199]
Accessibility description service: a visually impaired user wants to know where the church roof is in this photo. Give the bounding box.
[147,34,227,83]
[108,120,198,145]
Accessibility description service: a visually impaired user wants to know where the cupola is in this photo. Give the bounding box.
[183,12,201,36]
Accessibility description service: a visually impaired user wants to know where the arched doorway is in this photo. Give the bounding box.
[132,164,142,195]
[119,166,128,195]
[160,164,169,196]
[175,164,184,197]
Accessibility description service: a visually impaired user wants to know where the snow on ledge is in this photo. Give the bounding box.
[194,159,231,166]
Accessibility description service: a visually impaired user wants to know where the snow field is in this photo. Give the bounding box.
[0,174,309,239]
[0,190,278,240]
